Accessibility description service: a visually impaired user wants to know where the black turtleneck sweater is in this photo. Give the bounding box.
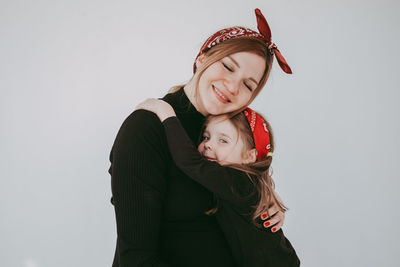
[109,88,236,267]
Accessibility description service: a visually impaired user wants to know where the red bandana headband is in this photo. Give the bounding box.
[194,8,292,74]
[243,108,271,161]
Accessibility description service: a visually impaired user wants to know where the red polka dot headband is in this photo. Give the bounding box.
[244,107,272,161]
[194,8,292,74]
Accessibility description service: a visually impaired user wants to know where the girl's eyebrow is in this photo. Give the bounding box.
[218,132,232,140]
[227,56,259,85]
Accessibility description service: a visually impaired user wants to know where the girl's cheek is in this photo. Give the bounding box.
[197,143,204,153]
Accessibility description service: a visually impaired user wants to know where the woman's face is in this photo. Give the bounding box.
[195,51,266,115]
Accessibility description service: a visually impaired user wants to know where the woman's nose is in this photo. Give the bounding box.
[223,79,240,96]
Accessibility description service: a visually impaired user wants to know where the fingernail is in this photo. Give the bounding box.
[261,214,268,220]
[272,227,276,232]
[263,221,270,227]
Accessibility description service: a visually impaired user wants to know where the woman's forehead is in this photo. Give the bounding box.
[228,51,266,82]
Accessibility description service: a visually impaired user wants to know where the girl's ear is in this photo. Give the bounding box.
[243,148,257,164]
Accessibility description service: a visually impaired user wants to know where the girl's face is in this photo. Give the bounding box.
[195,51,266,116]
[197,117,256,166]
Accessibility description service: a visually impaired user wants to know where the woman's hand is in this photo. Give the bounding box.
[260,204,286,233]
[135,98,176,122]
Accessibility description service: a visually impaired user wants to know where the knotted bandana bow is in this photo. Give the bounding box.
[255,8,292,74]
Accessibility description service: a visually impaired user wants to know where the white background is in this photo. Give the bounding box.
[1,0,399,266]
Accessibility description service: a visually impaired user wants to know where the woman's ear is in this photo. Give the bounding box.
[243,148,257,164]
[195,54,206,70]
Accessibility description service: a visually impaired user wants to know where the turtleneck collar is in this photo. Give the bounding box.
[162,87,204,119]
[162,87,205,144]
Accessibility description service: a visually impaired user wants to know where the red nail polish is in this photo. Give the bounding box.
[261,214,267,220]
[263,221,270,227]
[272,227,276,232]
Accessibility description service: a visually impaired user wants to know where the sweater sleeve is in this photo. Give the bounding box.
[162,117,253,203]
[110,110,170,267]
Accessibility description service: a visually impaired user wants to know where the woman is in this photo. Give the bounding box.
[109,8,292,267]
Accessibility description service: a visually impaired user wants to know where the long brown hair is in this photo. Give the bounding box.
[204,112,287,227]
[171,36,274,114]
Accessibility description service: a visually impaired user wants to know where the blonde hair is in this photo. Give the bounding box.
[203,112,287,227]
[171,36,274,115]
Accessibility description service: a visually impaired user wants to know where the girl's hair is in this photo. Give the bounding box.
[171,36,274,114]
[204,112,287,227]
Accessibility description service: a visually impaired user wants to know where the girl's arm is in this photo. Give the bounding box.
[136,98,286,231]
[136,99,254,203]
[135,98,176,121]
[165,116,256,202]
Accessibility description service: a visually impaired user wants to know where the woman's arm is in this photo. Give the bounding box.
[110,110,170,267]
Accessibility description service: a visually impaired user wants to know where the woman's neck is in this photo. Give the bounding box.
[183,79,209,116]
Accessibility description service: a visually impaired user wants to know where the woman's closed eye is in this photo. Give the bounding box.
[244,82,253,92]
[222,61,253,91]
[222,62,233,72]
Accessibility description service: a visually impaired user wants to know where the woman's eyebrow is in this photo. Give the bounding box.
[228,55,240,68]
[227,56,259,85]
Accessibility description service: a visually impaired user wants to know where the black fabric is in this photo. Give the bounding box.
[109,88,236,267]
[162,116,301,267]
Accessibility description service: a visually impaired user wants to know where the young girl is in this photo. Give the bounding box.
[136,99,300,267]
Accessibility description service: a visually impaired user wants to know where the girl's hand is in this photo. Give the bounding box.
[260,204,285,233]
[135,98,176,122]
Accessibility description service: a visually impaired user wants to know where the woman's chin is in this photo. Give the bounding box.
[203,99,232,115]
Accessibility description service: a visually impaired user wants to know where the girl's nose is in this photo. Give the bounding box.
[204,141,212,150]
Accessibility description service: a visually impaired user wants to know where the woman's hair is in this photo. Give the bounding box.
[171,36,274,114]
[203,112,287,227]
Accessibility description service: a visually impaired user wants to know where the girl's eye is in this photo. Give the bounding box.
[244,82,253,92]
[203,135,210,141]
[222,62,233,72]
[219,139,228,144]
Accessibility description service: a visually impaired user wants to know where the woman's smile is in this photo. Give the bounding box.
[212,84,231,103]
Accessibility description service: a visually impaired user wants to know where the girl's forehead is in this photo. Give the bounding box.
[206,118,237,135]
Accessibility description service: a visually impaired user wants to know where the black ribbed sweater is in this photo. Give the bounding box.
[109,88,236,267]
